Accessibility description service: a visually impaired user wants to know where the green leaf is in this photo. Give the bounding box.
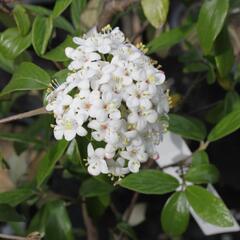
[0,51,14,73]
[117,222,138,240]
[29,200,73,240]
[53,0,73,18]
[71,0,87,30]
[0,28,31,59]
[13,4,31,36]
[141,0,169,28]
[191,150,209,166]
[0,204,25,222]
[119,170,179,195]
[197,0,229,54]
[183,62,208,73]
[147,25,194,54]
[79,178,114,198]
[161,192,189,236]
[52,69,69,84]
[36,140,68,187]
[44,36,76,62]
[208,109,240,142]
[0,188,34,207]
[215,25,234,78]
[185,186,233,227]
[24,4,75,34]
[185,164,219,184]
[169,114,207,141]
[0,62,51,96]
[0,132,43,147]
[32,16,53,56]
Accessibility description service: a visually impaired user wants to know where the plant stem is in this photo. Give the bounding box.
[0,107,48,124]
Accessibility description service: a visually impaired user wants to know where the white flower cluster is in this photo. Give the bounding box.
[46,26,169,177]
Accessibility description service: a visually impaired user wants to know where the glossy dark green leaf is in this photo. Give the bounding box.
[53,0,73,18]
[0,188,34,207]
[44,36,76,62]
[147,25,194,53]
[161,192,189,236]
[32,16,53,55]
[80,178,114,197]
[119,170,179,195]
[185,186,233,227]
[71,0,87,29]
[208,109,240,142]
[0,204,25,222]
[185,164,219,184]
[169,114,207,141]
[24,4,75,34]
[215,26,234,78]
[0,62,51,96]
[141,0,169,28]
[191,150,209,166]
[29,200,74,240]
[0,28,31,59]
[13,4,31,36]
[197,0,229,53]
[36,140,68,187]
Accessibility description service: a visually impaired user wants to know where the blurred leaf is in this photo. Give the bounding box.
[185,164,219,184]
[117,222,138,240]
[29,200,73,240]
[0,204,25,222]
[119,170,179,195]
[80,178,114,197]
[32,16,53,56]
[53,0,73,17]
[71,0,87,30]
[141,0,169,28]
[224,91,240,112]
[0,28,31,59]
[52,69,70,84]
[208,109,240,141]
[13,4,31,36]
[206,60,216,84]
[183,62,208,73]
[24,4,74,34]
[44,36,76,62]
[86,195,110,220]
[0,188,34,207]
[0,52,14,73]
[215,26,234,78]
[169,114,207,141]
[0,62,50,96]
[36,140,68,187]
[197,0,229,54]
[185,185,233,227]
[161,192,189,236]
[0,12,15,27]
[147,25,194,54]
[0,132,43,147]
[191,150,209,166]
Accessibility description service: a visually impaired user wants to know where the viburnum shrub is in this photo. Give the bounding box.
[46,26,169,177]
[0,0,239,239]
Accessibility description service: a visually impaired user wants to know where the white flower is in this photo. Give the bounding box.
[46,26,169,177]
[87,143,108,176]
[54,113,87,141]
